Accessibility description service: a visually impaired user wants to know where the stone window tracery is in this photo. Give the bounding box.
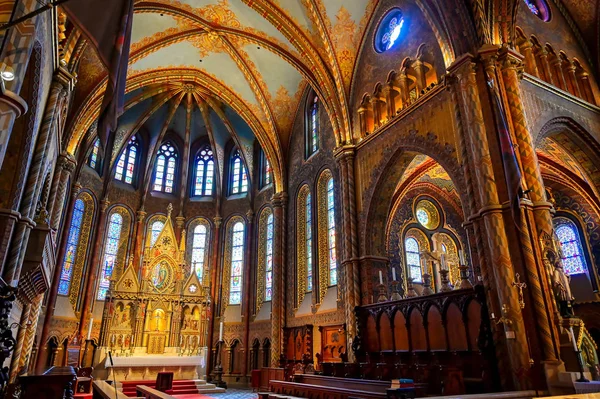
[191,224,208,282]
[230,149,248,195]
[554,217,588,275]
[150,220,165,247]
[405,237,422,282]
[229,221,245,305]
[374,8,404,53]
[522,0,551,22]
[58,199,85,295]
[193,146,214,196]
[153,141,178,193]
[317,170,337,302]
[115,135,138,185]
[257,208,274,311]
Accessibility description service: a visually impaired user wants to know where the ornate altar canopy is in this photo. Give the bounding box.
[96,205,210,380]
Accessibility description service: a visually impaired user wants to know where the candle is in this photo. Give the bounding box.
[219,321,224,341]
[440,254,447,270]
[459,250,466,265]
[570,326,578,352]
[87,318,93,340]
[490,312,495,319]
[392,268,396,281]
[379,270,383,285]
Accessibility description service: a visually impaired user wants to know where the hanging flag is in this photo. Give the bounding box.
[485,73,523,225]
[62,0,134,151]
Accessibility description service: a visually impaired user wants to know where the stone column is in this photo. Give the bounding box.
[449,54,532,390]
[131,209,146,270]
[565,61,583,98]
[517,38,539,78]
[78,197,110,339]
[36,182,81,368]
[334,146,360,360]
[242,209,254,378]
[498,49,561,362]
[0,79,28,171]
[17,293,43,373]
[534,47,554,85]
[49,152,77,231]
[270,193,287,366]
[9,302,31,381]
[206,216,222,378]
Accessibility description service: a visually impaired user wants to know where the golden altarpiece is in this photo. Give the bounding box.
[95,206,210,381]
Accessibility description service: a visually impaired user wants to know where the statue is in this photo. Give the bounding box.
[546,251,574,317]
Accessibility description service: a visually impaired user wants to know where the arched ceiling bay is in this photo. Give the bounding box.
[67,0,381,182]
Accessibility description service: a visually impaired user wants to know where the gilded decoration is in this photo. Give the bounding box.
[433,232,460,285]
[296,185,310,308]
[317,169,333,304]
[185,217,211,284]
[404,227,430,275]
[68,192,95,313]
[256,207,273,314]
[221,216,245,313]
[146,214,167,248]
[109,206,133,284]
[414,198,440,230]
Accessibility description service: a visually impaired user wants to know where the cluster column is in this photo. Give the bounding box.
[449,55,532,390]
[270,192,287,366]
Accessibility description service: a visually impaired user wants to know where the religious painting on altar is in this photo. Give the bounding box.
[152,260,172,290]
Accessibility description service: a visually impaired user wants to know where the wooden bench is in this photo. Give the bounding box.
[135,385,174,399]
[93,380,142,399]
[270,379,387,399]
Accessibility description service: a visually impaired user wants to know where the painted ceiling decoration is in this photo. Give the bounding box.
[65,0,382,193]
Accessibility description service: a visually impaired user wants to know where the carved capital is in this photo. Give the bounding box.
[213,216,223,228]
[175,215,185,229]
[58,151,77,174]
[333,145,356,162]
[245,209,254,223]
[271,192,288,208]
[71,182,82,198]
[136,209,147,222]
[100,198,110,212]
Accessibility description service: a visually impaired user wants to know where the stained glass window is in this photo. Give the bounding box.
[153,142,178,193]
[522,0,551,21]
[263,151,272,188]
[229,222,245,305]
[58,199,85,295]
[416,208,429,227]
[230,150,248,195]
[307,96,319,157]
[191,224,208,283]
[375,9,404,53]
[306,193,313,292]
[193,146,214,196]
[150,220,164,247]
[115,135,138,185]
[405,237,422,282]
[97,213,123,300]
[265,214,274,301]
[327,178,337,285]
[555,219,588,275]
[88,139,100,169]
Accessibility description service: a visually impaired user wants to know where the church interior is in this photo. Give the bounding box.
[1,0,600,398]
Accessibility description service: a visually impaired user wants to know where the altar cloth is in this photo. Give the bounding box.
[105,355,204,368]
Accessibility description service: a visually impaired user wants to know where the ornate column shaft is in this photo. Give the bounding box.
[17,293,43,373]
[36,182,81,368]
[242,210,254,377]
[49,152,76,231]
[131,209,146,270]
[206,216,222,378]
[9,302,31,381]
[498,49,561,362]
[78,197,110,339]
[270,193,287,366]
[449,55,532,390]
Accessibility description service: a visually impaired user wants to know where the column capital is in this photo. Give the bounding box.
[54,65,77,92]
[245,209,254,223]
[136,209,147,222]
[213,216,223,228]
[72,182,82,196]
[100,198,110,212]
[333,145,356,161]
[175,215,186,229]
[497,47,525,75]
[271,192,288,208]
[58,151,77,173]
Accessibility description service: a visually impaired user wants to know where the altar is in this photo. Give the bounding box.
[95,205,211,381]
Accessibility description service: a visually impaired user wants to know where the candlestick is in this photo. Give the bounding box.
[392,268,396,281]
[459,250,466,265]
[379,270,383,285]
[219,320,224,341]
[87,318,93,340]
[570,326,578,352]
[440,254,447,270]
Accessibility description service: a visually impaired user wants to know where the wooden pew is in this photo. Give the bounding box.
[93,380,141,399]
[17,366,77,399]
[270,379,387,399]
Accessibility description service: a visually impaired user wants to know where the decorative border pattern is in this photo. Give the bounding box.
[221,215,245,313]
[68,192,95,312]
[316,169,333,303]
[295,185,310,307]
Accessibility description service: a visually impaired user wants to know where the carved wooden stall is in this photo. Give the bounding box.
[332,287,499,395]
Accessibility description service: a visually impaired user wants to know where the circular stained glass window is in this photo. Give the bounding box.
[414,199,440,230]
[374,8,404,53]
[189,284,198,293]
[522,0,551,22]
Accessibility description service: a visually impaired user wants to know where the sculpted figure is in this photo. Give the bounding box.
[547,251,574,317]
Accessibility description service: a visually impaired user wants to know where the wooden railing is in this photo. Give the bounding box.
[135,385,174,399]
[270,379,387,399]
[93,380,141,399]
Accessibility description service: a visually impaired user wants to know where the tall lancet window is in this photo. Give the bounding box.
[191,224,208,282]
[193,146,214,196]
[229,221,245,304]
[115,135,139,184]
[58,199,85,295]
[326,178,337,285]
[306,95,319,158]
[405,237,422,282]
[230,149,248,195]
[265,213,274,301]
[153,142,178,193]
[97,213,123,300]
[555,217,588,275]
[306,193,313,291]
[262,150,272,188]
[88,138,101,170]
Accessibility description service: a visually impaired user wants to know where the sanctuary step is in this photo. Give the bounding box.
[119,379,225,397]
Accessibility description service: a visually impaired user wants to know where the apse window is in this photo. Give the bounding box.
[555,218,588,275]
[305,94,319,159]
[115,135,139,185]
[374,8,404,53]
[88,138,101,172]
[193,146,215,196]
[522,0,551,22]
[230,149,249,195]
[153,142,178,193]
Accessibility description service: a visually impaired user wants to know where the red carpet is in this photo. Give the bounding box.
[120,380,201,396]
[172,395,214,399]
